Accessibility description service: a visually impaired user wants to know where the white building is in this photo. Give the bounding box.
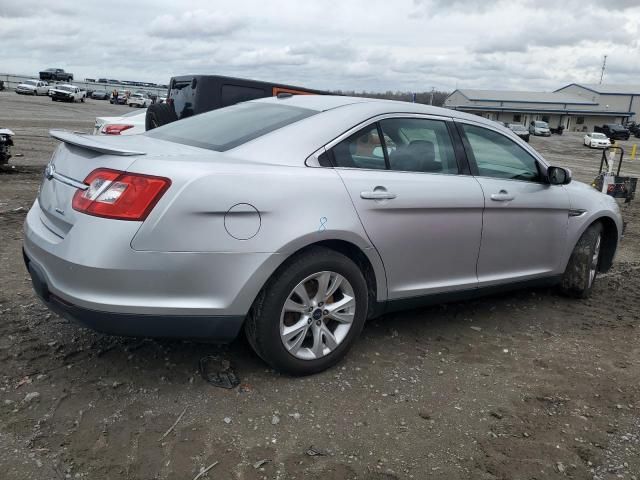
[444,84,639,132]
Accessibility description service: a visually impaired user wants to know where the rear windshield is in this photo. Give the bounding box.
[146,102,317,152]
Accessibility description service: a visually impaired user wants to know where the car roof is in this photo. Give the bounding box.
[250,94,500,128]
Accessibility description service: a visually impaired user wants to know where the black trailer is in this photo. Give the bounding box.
[146,74,328,130]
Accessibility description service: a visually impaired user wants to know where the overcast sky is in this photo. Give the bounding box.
[1,0,639,92]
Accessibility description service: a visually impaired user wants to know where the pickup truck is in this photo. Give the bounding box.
[594,124,630,141]
[39,68,74,82]
[50,85,86,103]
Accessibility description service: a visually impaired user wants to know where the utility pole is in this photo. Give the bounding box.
[429,87,435,105]
[599,55,607,84]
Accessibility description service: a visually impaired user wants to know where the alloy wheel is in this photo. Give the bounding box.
[279,271,356,360]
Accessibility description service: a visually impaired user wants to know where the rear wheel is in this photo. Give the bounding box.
[560,222,603,298]
[145,102,178,130]
[245,247,368,375]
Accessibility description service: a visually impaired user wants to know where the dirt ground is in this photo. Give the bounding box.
[1,91,640,480]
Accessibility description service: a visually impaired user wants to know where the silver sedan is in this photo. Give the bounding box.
[24,95,623,375]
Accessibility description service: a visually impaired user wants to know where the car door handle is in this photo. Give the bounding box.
[360,191,397,200]
[490,190,515,202]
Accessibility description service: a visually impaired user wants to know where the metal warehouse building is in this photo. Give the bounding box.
[444,83,639,132]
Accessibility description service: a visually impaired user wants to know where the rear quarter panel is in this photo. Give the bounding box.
[129,158,387,299]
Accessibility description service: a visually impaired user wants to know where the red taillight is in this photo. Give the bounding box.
[72,168,171,221]
[102,124,134,135]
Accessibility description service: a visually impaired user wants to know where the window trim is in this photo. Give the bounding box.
[455,119,550,184]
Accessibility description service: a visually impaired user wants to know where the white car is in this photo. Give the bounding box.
[128,92,152,108]
[584,132,611,149]
[15,80,49,95]
[50,84,87,103]
[94,109,146,135]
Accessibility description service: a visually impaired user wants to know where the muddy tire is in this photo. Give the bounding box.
[560,222,603,298]
[245,247,368,376]
[145,103,177,131]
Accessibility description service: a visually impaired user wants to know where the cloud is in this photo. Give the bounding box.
[0,0,639,93]
[147,10,245,39]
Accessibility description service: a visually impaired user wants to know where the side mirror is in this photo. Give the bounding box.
[548,166,571,185]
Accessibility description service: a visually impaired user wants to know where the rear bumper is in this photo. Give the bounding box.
[22,201,281,340]
[24,252,243,341]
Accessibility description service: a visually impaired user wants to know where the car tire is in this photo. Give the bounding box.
[560,222,603,299]
[81,97,84,103]
[145,102,178,130]
[245,246,369,375]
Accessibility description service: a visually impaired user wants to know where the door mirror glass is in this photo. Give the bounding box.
[548,166,571,185]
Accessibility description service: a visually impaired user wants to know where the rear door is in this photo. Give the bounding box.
[331,115,484,299]
[457,121,569,285]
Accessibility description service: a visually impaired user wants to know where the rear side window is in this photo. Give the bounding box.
[146,102,317,152]
[329,118,458,174]
[331,125,387,170]
[380,118,458,174]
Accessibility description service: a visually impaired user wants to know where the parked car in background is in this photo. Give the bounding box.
[93,109,146,135]
[110,92,128,105]
[39,68,73,82]
[157,96,167,104]
[583,132,611,149]
[594,124,631,141]
[529,120,550,136]
[0,128,15,165]
[50,85,86,103]
[25,95,622,375]
[128,92,153,108]
[508,123,530,142]
[0,80,5,91]
[15,80,49,95]
[91,91,111,100]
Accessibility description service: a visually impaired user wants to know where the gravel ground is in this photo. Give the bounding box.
[1,92,640,480]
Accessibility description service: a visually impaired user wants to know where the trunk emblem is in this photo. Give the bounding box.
[44,163,55,180]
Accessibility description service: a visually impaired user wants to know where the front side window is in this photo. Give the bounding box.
[461,124,541,182]
[379,118,458,174]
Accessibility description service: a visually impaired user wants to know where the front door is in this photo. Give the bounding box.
[330,117,485,299]
[457,122,569,286]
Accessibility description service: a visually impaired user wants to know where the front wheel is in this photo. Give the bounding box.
[560,222,603,298]
[245,247,368,375]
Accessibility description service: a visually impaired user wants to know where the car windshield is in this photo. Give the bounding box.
[132,94,143,98]
[509,124,526,131]
[24,81,37,86]
[534,121,548,127]
[57,86,72,92]
[146,102,317,152]
[608,125,624,130]
[591,133,607,139]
